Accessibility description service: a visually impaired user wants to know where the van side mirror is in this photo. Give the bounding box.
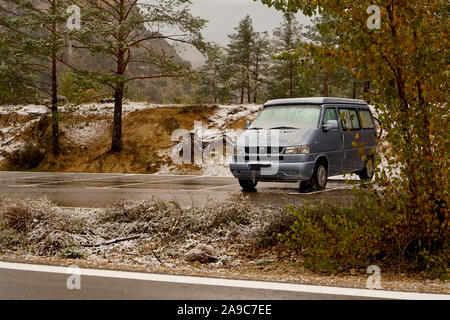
[245,120,250,130]
[323,120,339,131]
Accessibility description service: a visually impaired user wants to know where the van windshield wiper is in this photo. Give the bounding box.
[269,126,298,130]
[248,127,263,130]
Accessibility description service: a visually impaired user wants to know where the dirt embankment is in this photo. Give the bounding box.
[0,103,260,174]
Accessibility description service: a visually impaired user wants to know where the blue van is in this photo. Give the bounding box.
[229,97,378,192]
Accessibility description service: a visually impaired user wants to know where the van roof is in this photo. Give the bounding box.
[264,97,368,107]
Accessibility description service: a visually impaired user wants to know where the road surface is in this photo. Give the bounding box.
[0,171,356,207]
[1,262,448,300]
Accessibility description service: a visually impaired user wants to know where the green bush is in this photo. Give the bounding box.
[278,190,449,279]
[60,247,85,259]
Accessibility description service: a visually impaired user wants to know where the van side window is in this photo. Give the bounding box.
[359,109,375,129]
[323,108,338,131]
[339,108,361,130]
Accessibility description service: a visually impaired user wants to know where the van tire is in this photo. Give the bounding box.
[239,179,258,191]
[358,157,375,181]
[299,161,327,193]
[311,162,328,191]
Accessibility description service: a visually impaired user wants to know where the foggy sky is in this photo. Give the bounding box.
[178,0,312,67]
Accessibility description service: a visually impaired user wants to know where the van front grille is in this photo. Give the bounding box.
[244,146,283,154]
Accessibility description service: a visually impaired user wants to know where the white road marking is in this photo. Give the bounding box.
[194,184,238,191]
[289,186,353,195]
[0,261,448,300]
[0,174,59,182]
[105,175,205,189]
[12,174,131,188]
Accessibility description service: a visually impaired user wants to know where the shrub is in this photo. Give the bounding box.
[0,198,86,256]
[278,189,449,279]
[99,194,293,244]
[60,247,85,259]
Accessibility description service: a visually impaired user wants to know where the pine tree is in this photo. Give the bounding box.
[0,0,72,155]
[251,31,271,103]
[0,34,38,105]
[226,15,255,104]
[271,12,302,98]
[72,0,206,152]
[194,43,228,103]
[301,12,355,98]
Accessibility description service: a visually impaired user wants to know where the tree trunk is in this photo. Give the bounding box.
[111,0,125,153]
[246,69,251,103]
[289,61,294,98]
[363,80,371,104]
[51,11,59,156]
[111,85,123,152]
[322,72,329,97]
[212,73,217,103]
[240,77,244,104]
[253,57,259,104]
[352,79,357,99]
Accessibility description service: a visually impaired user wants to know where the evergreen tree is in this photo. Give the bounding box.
[226,15,255,104]
[0,34,38,105]
[271,12,303,98]
[251,31,271,103]
[194,43,229,103]
[301,12,355,98]
[72,0,206,152]
[0,0,72,155]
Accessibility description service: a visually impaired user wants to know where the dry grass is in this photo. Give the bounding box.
[0,195,295,257]
[99,194,295,246]
[0,197,87,255]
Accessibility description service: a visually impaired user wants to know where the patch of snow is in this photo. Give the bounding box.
[197,105,261,177]
[0,104,49,115]
[64,120,109,145]
[156,164,177,175]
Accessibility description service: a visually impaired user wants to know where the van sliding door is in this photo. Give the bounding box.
[318,106,343,176]
[339,107,363,173]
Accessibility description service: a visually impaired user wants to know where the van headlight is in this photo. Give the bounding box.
[234,146,245,155]
[284,146,310,154]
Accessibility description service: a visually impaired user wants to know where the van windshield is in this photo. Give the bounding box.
[249,105,321,130]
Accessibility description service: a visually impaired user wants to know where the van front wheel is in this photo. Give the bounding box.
[312,162,328,191]
[299,162,327,193]
[239,179,258,191]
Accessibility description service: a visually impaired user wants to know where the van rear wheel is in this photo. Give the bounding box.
[358,158,375,181]
[239,179,258,191]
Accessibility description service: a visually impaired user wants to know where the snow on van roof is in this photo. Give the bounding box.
[264,97,368,106]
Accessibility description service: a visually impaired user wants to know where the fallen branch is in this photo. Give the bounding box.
[81,235,140,247]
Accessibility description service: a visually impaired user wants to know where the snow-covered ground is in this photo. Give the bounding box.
[0,118,42,162]
[64,120,110,146]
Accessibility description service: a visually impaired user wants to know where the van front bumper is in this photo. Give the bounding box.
[229,161,316,182]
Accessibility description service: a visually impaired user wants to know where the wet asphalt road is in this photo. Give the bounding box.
[0,171,355,208]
